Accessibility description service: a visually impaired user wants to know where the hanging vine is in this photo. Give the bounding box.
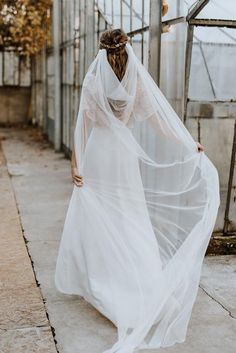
[0,0,52,56]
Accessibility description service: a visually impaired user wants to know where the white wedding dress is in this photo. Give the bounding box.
[55,43,220,353]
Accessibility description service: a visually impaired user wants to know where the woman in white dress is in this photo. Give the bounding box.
[55,29,220,353]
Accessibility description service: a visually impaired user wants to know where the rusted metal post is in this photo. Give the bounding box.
[187,0,210,21]
[224,119,236,235]
[189,18,236,28]
[148,0,162,85]
[183,24,194,124]
[53,0,61,151]
[184,0,210,123]
[85,0,95,71]
[42,46,47,134]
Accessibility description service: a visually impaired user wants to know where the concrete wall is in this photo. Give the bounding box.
[186,115,236,233]
[0,50,31,125]
[0,87,31,125]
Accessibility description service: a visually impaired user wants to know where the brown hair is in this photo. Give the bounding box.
[99,29,129,81]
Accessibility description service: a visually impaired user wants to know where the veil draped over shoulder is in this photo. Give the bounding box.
[55,43,220,353]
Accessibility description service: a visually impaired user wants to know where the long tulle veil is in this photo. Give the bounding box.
[55,42,220,353]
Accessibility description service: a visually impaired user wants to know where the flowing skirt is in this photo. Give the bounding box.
[55,124,219,350]
[55,125,168,326]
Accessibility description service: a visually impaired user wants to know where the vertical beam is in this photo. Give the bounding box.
[148,0,162,85]
[130,0,133,32]
[42,46,48,133]
[141,0,144,64]
[85,0,95,72]
[80,0,86,81]
[173,0,184,118]
[224,119,236,235]
[111,0,114,25]
[53,0,61,151]
[120,0,123,29]
[30,57,36,124]
[183,24,194,124]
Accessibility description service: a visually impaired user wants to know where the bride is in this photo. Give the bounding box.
[55,29,220,353]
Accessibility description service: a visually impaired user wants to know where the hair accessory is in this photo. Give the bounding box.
[100,38,129,49]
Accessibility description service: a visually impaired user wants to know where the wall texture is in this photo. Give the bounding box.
[0,87,31,124]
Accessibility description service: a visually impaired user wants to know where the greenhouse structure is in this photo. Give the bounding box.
[0,0,235,246]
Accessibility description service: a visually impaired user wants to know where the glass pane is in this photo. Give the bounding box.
[196,0,236,20]
[190,27,236,101]
[160,22,187,117]
[164,0,186,20]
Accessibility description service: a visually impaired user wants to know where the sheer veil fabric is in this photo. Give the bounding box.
[55,43,220,352]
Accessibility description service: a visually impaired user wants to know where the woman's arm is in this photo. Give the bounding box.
[71,147,84,187]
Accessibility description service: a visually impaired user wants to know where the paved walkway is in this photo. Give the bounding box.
[0,130,57,353]
[0,127,236,353]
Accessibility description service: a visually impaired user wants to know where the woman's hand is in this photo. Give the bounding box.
[71,166,84,187]
[71,147,83,187]
[196,141,204,152]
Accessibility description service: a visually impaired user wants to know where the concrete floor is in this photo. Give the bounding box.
[0,127,235,353]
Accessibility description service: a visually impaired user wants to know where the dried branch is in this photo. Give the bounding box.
[0,0,52,56]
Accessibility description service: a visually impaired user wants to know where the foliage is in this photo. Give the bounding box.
[0,0,52,56]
